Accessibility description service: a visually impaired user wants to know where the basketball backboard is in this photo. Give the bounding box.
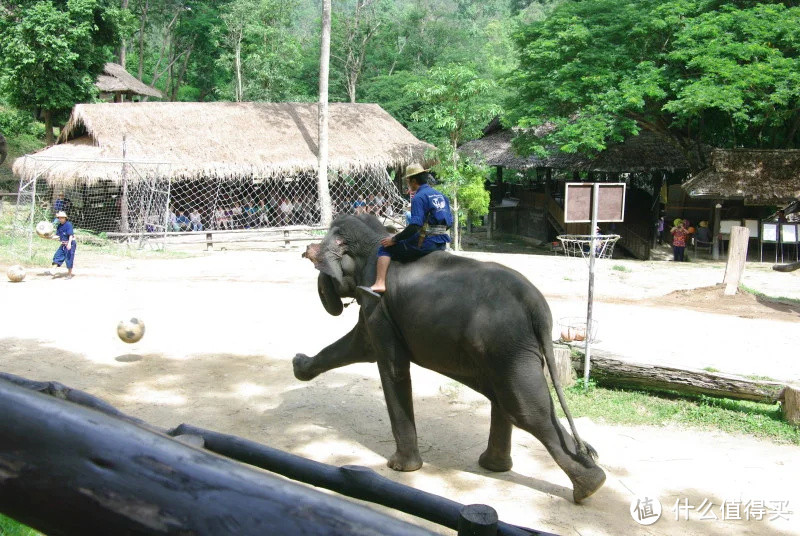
[564,183,626,223]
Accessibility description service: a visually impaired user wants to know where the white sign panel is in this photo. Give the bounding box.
[781,224,798,243]
[744,219,759,238]
[720,220,740,235]
[762,223,778,243]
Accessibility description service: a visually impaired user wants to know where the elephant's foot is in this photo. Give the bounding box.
[570,465,606,504]
[387,450,423,472]
[292,354,318,381]
[478,450,513,472]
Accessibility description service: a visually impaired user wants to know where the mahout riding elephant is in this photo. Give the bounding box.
[294,214,606,503]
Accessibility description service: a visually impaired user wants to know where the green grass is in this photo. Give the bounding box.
[0,514,41,536]
[702,366,720,373]
[611,264,631,272]
[555,380,800,445]
[739,284,800,305]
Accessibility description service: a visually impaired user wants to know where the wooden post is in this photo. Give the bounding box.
[723,226,750,295]
[712,202,722,260]
[120,135,130,234]
[544,346,576,389]
[457,504,498,536]
[317,0,333,227]
[781,386,800,426]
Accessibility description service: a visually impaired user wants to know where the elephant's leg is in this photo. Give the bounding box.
[293,322,374,381]
[365,310,422,472]
[497,357,606,503]
[479,403,514,472]
[376,355,422,472]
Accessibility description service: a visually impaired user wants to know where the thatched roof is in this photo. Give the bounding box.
[459,128,691,172]
[95,63,163,99]
[683,149,800,203]
[13,102,434,184]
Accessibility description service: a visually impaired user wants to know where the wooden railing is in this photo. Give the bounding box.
[613,221,651,260]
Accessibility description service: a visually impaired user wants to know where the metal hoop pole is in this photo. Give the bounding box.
[584,183,599,390]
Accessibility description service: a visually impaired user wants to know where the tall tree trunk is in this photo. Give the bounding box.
[234,33,243,102]
[137,0,148,80]
[317,0,333,227]
[43,110,54,145]
[118,0,129,66]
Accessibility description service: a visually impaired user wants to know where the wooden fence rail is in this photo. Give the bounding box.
[0,373,549,536]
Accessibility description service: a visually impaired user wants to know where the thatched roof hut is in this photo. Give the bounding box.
[95,63,163,100]
[13,102,433,184]
[682,149,800,203]
[458,128,691,173]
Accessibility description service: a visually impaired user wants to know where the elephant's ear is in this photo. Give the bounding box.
[318,272,344,316]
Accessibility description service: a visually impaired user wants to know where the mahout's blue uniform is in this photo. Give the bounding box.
[378,183,452,262]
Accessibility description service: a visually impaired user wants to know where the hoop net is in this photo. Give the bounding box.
[557,234,620,263]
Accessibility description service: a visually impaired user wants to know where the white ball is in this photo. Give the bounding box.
[36,221,54,238]
[117,317,145,344]
[7,265,26,282]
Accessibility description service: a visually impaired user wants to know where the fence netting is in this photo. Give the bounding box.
[12,156,408,254]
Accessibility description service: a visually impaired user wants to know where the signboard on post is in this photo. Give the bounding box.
[562,182,626,390]
[564,183,626,223]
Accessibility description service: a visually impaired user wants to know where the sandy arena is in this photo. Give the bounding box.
[1,247,799,535]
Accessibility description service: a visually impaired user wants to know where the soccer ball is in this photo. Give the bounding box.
[36,221,54,238]
[7,265,26,282]
[117,317,145,344]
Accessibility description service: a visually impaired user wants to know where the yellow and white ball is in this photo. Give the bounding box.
[36,221,54,238]
[117,317,145,344]
[7,265,26,282]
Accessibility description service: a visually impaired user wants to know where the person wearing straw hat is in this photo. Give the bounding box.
[45,211,76,279]
[369,163,452,294]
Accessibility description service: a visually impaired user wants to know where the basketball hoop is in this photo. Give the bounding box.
[558,234,620,263]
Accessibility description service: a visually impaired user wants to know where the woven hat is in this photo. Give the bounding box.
[403,163,429,179]
[56,211,68,218]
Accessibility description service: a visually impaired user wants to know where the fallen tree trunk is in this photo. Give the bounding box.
[571,350,786,403]
[0,379,437,536]
[773,260,800,272]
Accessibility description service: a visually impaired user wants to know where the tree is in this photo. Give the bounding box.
[332,0,385,103]
[0,0,126,143]
[507,0,800,171]
[217,0,304,102]
[407,64,501,249]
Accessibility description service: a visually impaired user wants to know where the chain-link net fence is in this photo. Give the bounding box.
[10,156,409,258]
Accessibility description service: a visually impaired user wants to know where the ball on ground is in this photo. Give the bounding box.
[117,317,145,344]
[7,265,26,282]
[36,221,54,238]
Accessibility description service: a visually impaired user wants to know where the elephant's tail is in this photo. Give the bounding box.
[540,335,591,459]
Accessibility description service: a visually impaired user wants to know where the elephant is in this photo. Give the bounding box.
[293,214,606,503]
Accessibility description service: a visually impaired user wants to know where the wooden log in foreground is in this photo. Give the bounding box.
[571,350,786,403]
[773,260,800,272]
[0,379,437,536]
[170,425,542,536]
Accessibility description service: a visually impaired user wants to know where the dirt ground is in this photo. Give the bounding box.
[1,246,799,535]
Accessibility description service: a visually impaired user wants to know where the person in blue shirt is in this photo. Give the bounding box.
[46,211,76,279]
[370,164,452,294]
